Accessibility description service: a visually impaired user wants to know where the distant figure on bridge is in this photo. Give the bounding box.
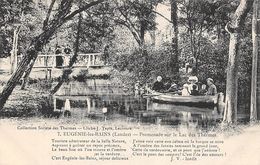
[64,45,72,66]
[64,45,72,54]
[103,45,109,65]
[55,46,63,67]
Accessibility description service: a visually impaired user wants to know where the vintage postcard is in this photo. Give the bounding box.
[0,0,259,165]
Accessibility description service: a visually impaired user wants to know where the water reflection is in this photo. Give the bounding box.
[54,80,221,128]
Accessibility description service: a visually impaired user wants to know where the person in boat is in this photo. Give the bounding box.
[152,76,164,92]
[206,78,217,95]
[182,84,190,96]
[164,78,172,90]
[199,84,207,95]
[166,82,179,93]
[163,78,178,93]
[190,84,199,96]
[188,75,198,93]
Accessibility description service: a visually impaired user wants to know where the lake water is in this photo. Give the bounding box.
[53,80,225,128]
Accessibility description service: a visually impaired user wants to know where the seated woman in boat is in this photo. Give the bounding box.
[182,84,190,96]
[187,75,199,92]
[206,78,217,95]
[152,76,165,92]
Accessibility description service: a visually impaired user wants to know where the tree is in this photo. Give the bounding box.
[0,0,105,110]
[77,2,115,53]
[169,0,179,78]
[21,0,57,90]
[50,12,82,95]
[222,0,254,124]
[0,0,34,63]
[178,0,231,74]
[113,0,158,48]
[250,0,260,122]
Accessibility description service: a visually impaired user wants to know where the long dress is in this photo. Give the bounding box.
[182,84,190,96]
[64,99,71,111]
[55,49,63,67]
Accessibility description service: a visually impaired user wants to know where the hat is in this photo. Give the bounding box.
[188,76,198,82]
[207,78,214,83]
[157,76,162,82]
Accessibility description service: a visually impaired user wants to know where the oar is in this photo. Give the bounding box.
[142,93,161,97]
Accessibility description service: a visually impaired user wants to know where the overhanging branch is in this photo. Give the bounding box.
[64,0,106,21]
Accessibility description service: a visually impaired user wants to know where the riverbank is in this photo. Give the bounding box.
[0,84,52,117]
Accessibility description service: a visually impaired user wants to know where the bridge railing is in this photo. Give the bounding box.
[18,53,104,68]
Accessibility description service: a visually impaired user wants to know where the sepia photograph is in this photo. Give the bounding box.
[0,0,259,164]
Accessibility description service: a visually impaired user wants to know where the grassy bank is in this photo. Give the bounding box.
[0,77,53,117]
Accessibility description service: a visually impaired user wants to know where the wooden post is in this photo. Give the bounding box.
[92,54,95,65]
[49,69,52,79]
[53,96,57,111]
[92,100,96,110]
[45,56,48,79]
[87,54,91,68]
[86,97,91,113]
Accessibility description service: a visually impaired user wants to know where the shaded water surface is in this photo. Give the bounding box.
[54,80,224,128]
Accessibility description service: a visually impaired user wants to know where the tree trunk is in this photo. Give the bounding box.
[20,57,36,90]
[10,26,20,74]
[0,0,72,110]
[223,0,254,124]
[0,46,40,110]
[223,33,239,123]
[250,0,260,121]
[170,0,179,78]
[140,20,145,47]
[140,19,148,68]
[149,30,156,46]
[50,13,82,95]
[21,0,56,90]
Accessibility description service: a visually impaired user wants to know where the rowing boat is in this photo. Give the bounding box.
[147,90,224,108]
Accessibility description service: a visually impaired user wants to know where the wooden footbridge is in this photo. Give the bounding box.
[16,53,109,80]
[18,53,106,69]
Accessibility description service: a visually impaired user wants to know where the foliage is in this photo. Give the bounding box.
[178,0,239,73]
[113,0,159,46]
[110,41,175,85]
[43,2,116,54]
[0,0,35,57]
[0,0,255,115]
[76,2,115,53]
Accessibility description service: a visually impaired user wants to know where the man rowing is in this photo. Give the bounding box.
[206,78,217,95]
[152,76,164,92]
